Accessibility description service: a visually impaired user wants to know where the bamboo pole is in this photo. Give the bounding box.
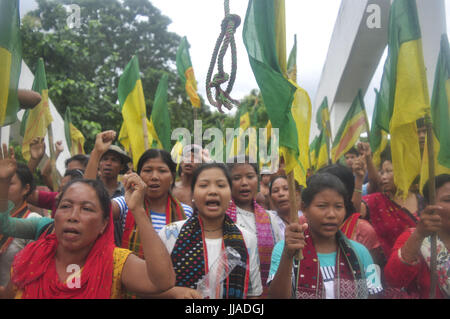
[287,171,303,260]
[141,115,149,151]
[46,123,59,192]
[425,114,437,299]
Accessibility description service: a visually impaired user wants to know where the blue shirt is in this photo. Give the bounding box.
[267,239,383,298]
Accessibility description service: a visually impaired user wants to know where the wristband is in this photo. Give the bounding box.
[354,189,362,193]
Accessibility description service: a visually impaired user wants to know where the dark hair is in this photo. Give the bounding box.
[191,163,232,192]
[422,174,450,204]
[344,146,359,157]
[137,149,176,178]
[15,163,36,198]
[65,154,89,169]
[56,179,111,219]
[227,155,259,176]
[269,175,287,195]
[416,117,425,128]
[318,164,356,218]
[301,173,348,209]
[63,169,84,180]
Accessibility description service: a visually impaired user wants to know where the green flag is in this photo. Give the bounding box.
[149,74,171,151]
[0,0,22,126]
[243,0,299,176]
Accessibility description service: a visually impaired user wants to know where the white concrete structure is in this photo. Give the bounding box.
[312,0,447,142]
[0,61,72,176]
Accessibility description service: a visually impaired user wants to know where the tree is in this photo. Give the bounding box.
[21,0,194,151]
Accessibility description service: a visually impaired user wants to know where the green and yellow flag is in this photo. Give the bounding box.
[118,56,149,169]
[243,0,303,184]
[331,89,369,163]
[420,34,450,192]
[316,97,332,140]
[288,35,312,186]
[148,74,171,151]
[287,34,297,83]
[64,107,85,155]
[176,36,201,108]
[21,58,53,161]
[315,131,329,171]
[370,89,389,168]
[0,0,22,126]
[386,0,430,197]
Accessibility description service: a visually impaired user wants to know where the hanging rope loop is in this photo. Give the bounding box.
[206,0,241,113]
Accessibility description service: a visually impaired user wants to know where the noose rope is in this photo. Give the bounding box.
[206,0,241,113]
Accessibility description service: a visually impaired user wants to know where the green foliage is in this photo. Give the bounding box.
[21,0,268,153]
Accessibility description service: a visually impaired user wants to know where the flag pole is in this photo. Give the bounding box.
[193,107,198,121]
[287,171,303,261]
[425,113,437,299]
[47,123,59,191]
[141,115,149,150]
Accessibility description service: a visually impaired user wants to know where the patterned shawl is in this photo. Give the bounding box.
[363,192,418,258]
[295,229,366,299]
[171,213,249,299]
[0,202,31,254]
[122,193,186,258]
[340,213,361,239]
[226,199,274,298]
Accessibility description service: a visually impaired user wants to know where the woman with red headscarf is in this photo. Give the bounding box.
[0,144,175,298]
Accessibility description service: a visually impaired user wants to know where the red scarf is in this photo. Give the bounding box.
[121,193,185,258]
[295,229,365,299]
[363,192,418,258]
[340,213,361,239]
[0,202,31,254]
[11,209,115,299]
[226,200,274,298]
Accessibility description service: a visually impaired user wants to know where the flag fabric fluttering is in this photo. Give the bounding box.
[0,0,21,127]
[331,89,369,163]
[370,89,389,168]
[316,97,332,141]
[243,0,304,184]
[287,34,312,186]
[148,73,172,151]
[64,107,85,155]
[118,56,149,169]
[315,130,329,171]
[385,0,430,197]
[420,34,450,192]
[21,58,53,161]
[176,36,201,108]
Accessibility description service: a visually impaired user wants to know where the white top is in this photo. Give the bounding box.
[235,206,284,244]
[159,219,263,298]
[267,210,303,236]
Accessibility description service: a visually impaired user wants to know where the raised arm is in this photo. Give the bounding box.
[27,137,45,174]
[268,223,307,299]
[351,155,366,213]
[120,173,175,295]
[84,130,116,179]
[18,89,41,109]
[358,142,381,194]
[41,140,63,191]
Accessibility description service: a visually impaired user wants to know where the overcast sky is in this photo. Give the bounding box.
[20,0,450,125]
